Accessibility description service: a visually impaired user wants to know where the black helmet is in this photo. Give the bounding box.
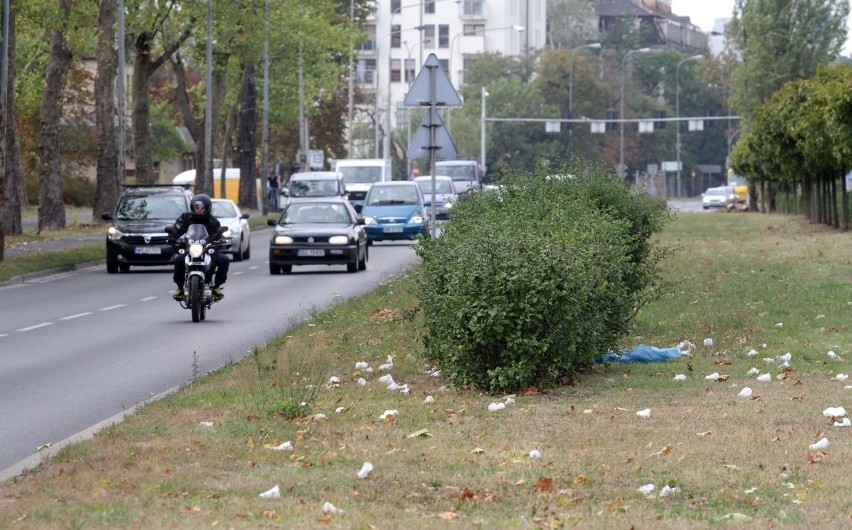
[191,193,212,216]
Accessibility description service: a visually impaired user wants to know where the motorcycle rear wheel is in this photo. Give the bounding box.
[189,276,203,323]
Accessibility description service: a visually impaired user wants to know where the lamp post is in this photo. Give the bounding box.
[619,47,652,179]
[676,54,703,197]
[568,42,600,139]
[480,86,488,172]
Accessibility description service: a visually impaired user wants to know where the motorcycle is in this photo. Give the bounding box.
[166,224,230,322]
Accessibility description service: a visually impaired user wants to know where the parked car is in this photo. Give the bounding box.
[101,185,193,273]
[211,198,251,261]
[267,198,367,274]
[414,175,458,220]
[283,171,347,206]
[360,181,428,243]
[702,186,737,210]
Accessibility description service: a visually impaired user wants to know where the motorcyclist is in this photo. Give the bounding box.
[170,193,230,301]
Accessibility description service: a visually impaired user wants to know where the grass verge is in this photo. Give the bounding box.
[2,211,852,528]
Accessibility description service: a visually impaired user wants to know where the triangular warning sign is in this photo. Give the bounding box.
[403,53,462,107]
[406,108,458,160]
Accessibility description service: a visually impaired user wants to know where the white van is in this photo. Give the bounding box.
[434,160,483,196]
[332,158,392,209]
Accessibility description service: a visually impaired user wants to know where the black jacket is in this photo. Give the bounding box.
[171,212,222,241]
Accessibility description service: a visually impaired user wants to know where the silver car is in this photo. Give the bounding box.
[211,199,251,261]
[702,186,736,210]
[414,175,458,220]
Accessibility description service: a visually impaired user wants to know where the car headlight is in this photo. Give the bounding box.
[409,213,424,224]
[107,226,124,241]
[188,242,205,258]
[222,228,233,238]
[329,235,348,245]
[364,216,377,225]
[273,235,294,245]
[445,201,454,210]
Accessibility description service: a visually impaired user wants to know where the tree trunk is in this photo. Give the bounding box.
[171,53,207,191]
[93,0,121,218]
[236,63,257,210]
[3,2,23,235]
[38,0,74,232]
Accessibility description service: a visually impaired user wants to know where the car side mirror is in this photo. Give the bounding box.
[267,218,277,226]
[357,217,365,226]
[354,204,363,213]
[102,212,114,221]
[241,213,250,220]
[281,188,289,197]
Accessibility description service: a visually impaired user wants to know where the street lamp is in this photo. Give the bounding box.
[480,86,488,173]
[676,54,703,197]
[619,47,654,178]
[568,42,600,138]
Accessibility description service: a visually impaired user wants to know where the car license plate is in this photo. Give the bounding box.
[383,227,403,233]
[298,249,325,257]
[134,247,162,255]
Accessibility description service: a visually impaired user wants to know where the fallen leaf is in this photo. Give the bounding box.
[459,487,476,501]
[407,428,433,438]
[437,512,458,520]
[536,476,553,492]
[697,431,713,436]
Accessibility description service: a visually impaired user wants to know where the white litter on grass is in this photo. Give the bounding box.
[529,449,542,459]
[673,374,687,381]
[259,485,281,498]
[355,361,369,370]
[378,355,394,371]
[827,351,839,359]
[659,485,681,497]
[488,402,506,412]
[636,408,651,419]
[836,373,849,381]
[637,484,655,494]
[763,358,775,364]
[747,349,759,357]
[199,421,214,427]
[705,372,720,381]
[357,377,367,386]
[328,376,341,386]
[747,367,760,376]
[678,340,696,352]
[335,407,346,413]
[778,352,792,362]
[756,373,772,382]
[379,409,399,421]
[505,396,516,405]
[322,501,343,515]
[703,338,714,347]
[272,441,293,451]
[313,413,327,421]
[834,418,851,427]
[745,487,758,494]
[357,462,373,479]
[823,406,846,418]
[378,374,394,384]
[424,396,435,404]
[738,387,753,398]
[778,361,790,369]
[775,322,783,328]
[809,437,829,451]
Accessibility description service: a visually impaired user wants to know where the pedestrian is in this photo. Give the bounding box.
[267,171,280,210]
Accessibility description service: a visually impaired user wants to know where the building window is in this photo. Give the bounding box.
[391,24,401,48]
[405,58,416,83]
[391,59,401,82]
[357,59,376,85]
[357,24,376,52]
[391,0,400,13]
[462,0,484,16]
[423,25,435,49]
[424,0,435,14]
[438,25,449,48]
[464,24,484,36]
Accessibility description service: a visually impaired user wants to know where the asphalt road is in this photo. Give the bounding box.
[0,231,420,478]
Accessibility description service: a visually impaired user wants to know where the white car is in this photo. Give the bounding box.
[702,186,736,210]
[413,176,458,220]
[211,199,251,261]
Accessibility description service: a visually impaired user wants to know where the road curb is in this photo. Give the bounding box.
[0,260,105,288]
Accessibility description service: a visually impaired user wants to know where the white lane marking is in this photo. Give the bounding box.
[98,304,126,312]
[233,271,243,276]
[17,322,54,332]
[60,312,92,321]
[249,266,259,270]
[0,333,8,338]
[140,296,156,302]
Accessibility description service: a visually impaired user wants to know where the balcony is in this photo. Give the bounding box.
[459,0,486,20]
[356,70,377,91]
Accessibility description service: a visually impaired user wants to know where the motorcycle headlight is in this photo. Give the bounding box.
[409,213,424,224]
[364,216,377,225]
[274,235,293,245]
[329,235,348,245]
[107,226,124,241]
[189,242,205,258]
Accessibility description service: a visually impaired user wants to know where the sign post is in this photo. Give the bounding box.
[404,54,461,238]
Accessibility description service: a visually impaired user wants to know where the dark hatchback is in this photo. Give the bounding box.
[101,185,192,273]
[267,198,367,274]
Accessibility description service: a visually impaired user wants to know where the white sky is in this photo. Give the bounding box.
[671,0,852,54]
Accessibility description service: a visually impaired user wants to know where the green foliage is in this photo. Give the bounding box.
[415,161,672,392]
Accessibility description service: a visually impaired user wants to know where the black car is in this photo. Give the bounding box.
[267,198,368,274]
[101,185,193,273]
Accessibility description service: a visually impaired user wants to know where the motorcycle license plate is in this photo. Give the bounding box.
[297,249,325,257]
[383,227,403,233]
[134,246,162,255]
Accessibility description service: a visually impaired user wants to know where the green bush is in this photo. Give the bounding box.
[415,161,672,392]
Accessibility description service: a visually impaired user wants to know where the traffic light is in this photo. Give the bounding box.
[561,110,572,132]
[653,110,666,130]
[606,110,618,131]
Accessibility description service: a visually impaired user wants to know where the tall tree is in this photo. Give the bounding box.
[92,0,120,218]
[37,0,74,231]
[235,62,257,209]
[546,0,598,49]
[3,1,25,236]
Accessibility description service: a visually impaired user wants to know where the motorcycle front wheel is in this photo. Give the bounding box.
[189,276,203,323]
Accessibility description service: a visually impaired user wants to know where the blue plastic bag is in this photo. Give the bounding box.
[596,344,683,364]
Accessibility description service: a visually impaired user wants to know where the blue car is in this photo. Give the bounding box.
[360,181,428,243]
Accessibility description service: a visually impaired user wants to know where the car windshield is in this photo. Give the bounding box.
[416,179,454,194]
[366,185,419,205]
[706,188,725,196]
[185,224,210,241]
[436,165,476,180]
[116,195,186,220]
[211,201,237,218]
[282,203,352,224]
[338,166,382,184]
[290,179,340,197]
